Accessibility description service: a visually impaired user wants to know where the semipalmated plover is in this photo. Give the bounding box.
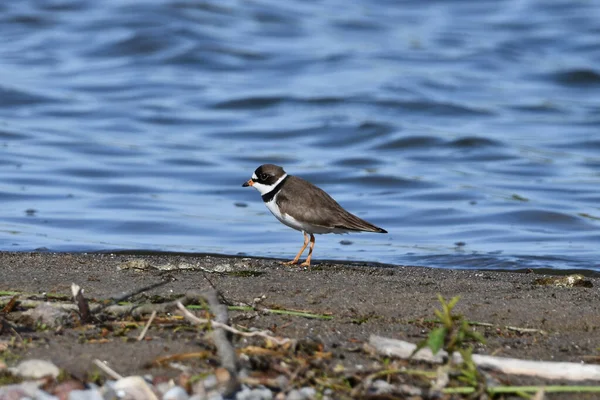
[242,164,387,267]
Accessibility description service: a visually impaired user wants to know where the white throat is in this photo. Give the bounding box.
[252,173,288,196]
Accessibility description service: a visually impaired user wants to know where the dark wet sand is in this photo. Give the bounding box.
[1,252,599,387]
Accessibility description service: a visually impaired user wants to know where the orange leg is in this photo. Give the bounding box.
[299,234,315,268]
[282,232,310,266]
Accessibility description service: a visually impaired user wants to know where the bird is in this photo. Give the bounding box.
[242,164,387,267]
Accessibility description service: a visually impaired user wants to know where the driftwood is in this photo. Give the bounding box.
[369,335,600,382]
[178,290,240,396]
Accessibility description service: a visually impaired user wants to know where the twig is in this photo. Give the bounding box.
[1,295,19,313]
[109,280,169,304]
[418,319,547,335]
[91,280,170,314]
[0,295,333,320]
[151,351,213,366]
[178,290,241,396]
[261,308,333,319]
[137,310,157,341]
[187,304,333,320]
[369,335,600,381]
[71,283,91,323]
[443,385,600,395]
[93,359,123,380]
[505,325,547,335]
[200,289,239,380]
[201,270,231,307]
[101,292,204,318]
[350,368,426,398]
[177,302,293,346]
[0,298,78,311]
[468,321,547,335]
[10,327,23,343]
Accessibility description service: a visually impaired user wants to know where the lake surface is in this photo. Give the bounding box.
[1,0,600,273]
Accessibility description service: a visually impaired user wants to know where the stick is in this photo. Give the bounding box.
[1,295,19,314]
[101,292,204,317]
[369,335,600,381]
[71,283,91,323]
[93,359,123,380]
[176,302,292,346]
[109,280,169,304]
[179,290,240,396]
[137,310,157,341]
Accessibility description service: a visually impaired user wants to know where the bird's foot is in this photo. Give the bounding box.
[299,260,311,268]
[281,260,299,266]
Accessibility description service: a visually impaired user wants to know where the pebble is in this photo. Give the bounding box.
[10,359,60,379]
[0,359,305,400]
[52,380,86,399]
[114,376,159,400]
[285,390,302,400]
[371,379,395,394]
[154,382,173,396]
[286,387,316,400]
[207,392,225,400]
[68,388,104,400]
[163,386,189,400]
[236,386,273,400]
[24,302,69,329]
[202,374,218,391]
[212,264,233,273]
[99,382,118,400]
[0,383,58,400]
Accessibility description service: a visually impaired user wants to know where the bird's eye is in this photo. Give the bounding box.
[260,173,268,180]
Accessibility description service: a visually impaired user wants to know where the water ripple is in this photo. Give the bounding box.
[551,68,600,87]
[0,0,599,272]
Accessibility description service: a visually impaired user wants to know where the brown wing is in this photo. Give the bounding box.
[276,176,387,233]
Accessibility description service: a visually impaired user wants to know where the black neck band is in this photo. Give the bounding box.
[262,175,288,203]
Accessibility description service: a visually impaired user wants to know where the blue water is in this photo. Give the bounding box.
[1,0,600,272]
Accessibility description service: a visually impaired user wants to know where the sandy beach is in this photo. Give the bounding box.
[1,252,599,398]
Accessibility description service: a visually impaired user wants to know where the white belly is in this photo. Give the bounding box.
[264,195,348,234]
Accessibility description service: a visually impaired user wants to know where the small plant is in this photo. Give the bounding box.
[412,295,487,396]
[413,294,486,356]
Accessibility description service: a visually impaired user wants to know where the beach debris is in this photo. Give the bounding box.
[118,259,219,272]
[22,302,70,329]
[3,272,599,399]
[534,274,593,288]
[177,303,293,347]
[179,290,240,396]
[369,335,600,381]
[71,283,91,323]
[113,376,160,400]
[137,310,157,341]
[51,380,86,399]
[118,259,153,270]
[286,387,316,400]
[0,382,54,400]
[1,295,19,314]
[93,359,123,380]
[212,263,234,273]
[162,385,189,400]
[10,359,60,379]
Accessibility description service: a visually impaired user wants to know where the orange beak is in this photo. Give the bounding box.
[242,179,254,187]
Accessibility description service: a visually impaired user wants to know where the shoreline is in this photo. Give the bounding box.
[14,248,600,277]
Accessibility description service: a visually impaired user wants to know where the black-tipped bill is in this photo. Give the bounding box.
[242,179,253,187]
